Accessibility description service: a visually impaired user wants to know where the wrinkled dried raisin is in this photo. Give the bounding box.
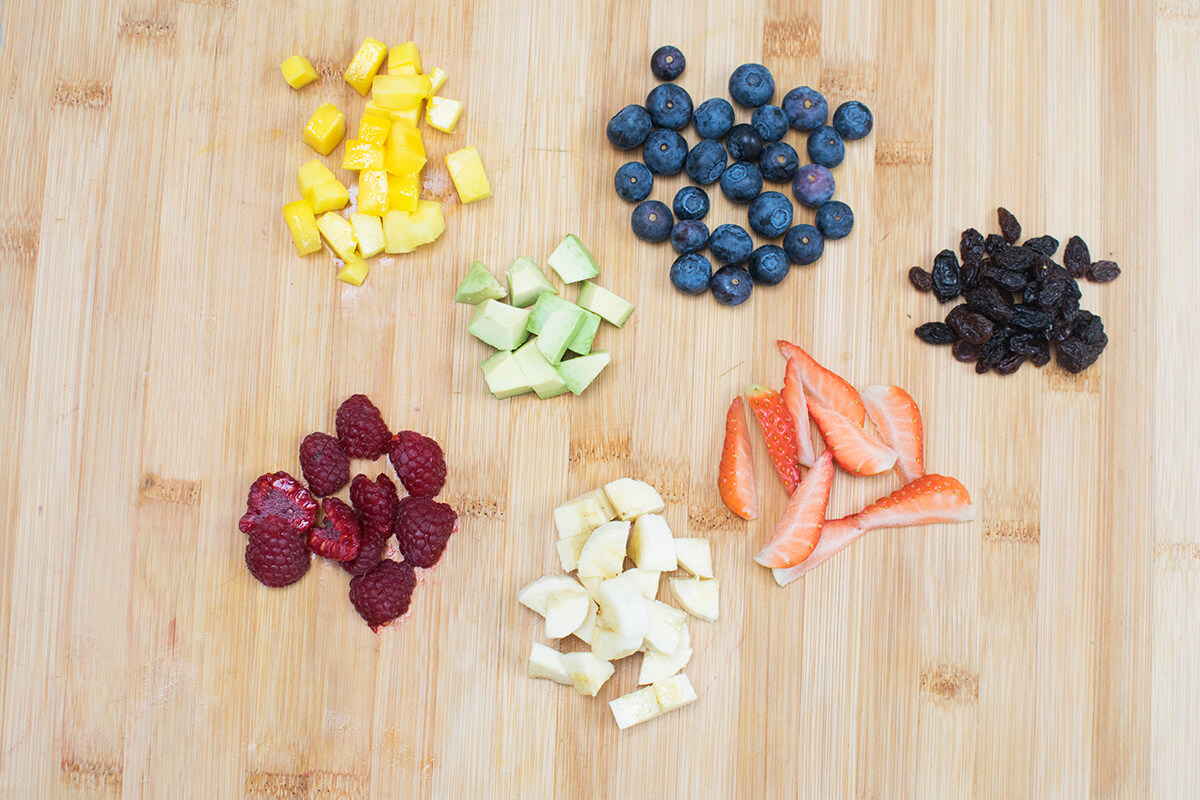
[960,228,986,264]
[985,233,1010,254]
[1024,235,1059,256]
[1063,235,1091,277]
[1055,337,1100,373]
[1037,267,1067,308]
[966,284,1015,323]
[908,266,933,292]
[915,321,958,345]
[982,266,1028,293]
[960,263,979,290]
[1073,311,1106,347]
[931,249,963,303]
[1011,304,1053,332]
[1008,333,1042,357]
[952,340,980,362]
[998,207,1021,243]
[1087,260,1121,282]
[995,245,1037,273]
[1031,339,1052,367]
[945,304,994,345]
[994,353,1026,375]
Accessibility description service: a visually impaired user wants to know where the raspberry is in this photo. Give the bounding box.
[396,495,458,568]
[336,394,391,460]
[299,432,350,496]
[245,515,311,587]
[349,559,416,629]
[307,497,361,561]
[344,474,400,575]
[388,430,447,497]
[238,471,318,535]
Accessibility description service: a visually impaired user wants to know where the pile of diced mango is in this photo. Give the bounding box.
[279,38,491,286]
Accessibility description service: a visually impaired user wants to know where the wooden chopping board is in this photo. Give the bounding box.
[1,0,1196,797]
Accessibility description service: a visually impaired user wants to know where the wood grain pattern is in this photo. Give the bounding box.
[0,0,1196,796]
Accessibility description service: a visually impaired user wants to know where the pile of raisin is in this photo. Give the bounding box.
[909,207,1120,375]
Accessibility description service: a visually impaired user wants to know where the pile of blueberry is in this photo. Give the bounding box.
[606,45,873,306]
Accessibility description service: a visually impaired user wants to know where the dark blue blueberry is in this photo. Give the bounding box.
[684,139,727,185]
[781,86,827,131]
[725,123,763,162]
[815,201,853,239]
[806,126,845,168]
[670,219,710,254]
[645,84,693,130]
[783,224,824,265]
[650,45,686,81]
[673,186,710,220]
[710,265,753,306]
[791,164,835,208]
[642,129,688,175]
[631,200,674,242]
[693,97,735,139]
[613,161,653,203]
[747,191,794,238]
[748,244,790,285]
[831,100,873,140]
[670,253,713,294]
[719,162,763,203]
[728,63,775,108]
[606,104,653,149]
[759,142,799,182]
[751,105,788,142]
[709,223,754,265]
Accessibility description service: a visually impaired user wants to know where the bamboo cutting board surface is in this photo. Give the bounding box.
[1,0,1197,797]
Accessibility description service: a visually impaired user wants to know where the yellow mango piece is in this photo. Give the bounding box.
[282,200,321,255]
[425,96,462,133]
[384,133,427,176]
[427,66,448,95]
[336,253,371,286]
[357,169,389,216]
[304,103,346,155]
[344,37,388,96]
[298,159,338,198]
[358,113,391,146]
[390,104,421,128]
[315,212,358,260]
[280,56,319,89]
[383,200,444,254]
[350,213,386,258]
[308,178,350,213]
[389,122,425,156]
[341,138,384,171]
[388,171,420,213]
[446,146,491,204]
[390,63,418,76]
[387,42,422,73]
[371,74,431,110]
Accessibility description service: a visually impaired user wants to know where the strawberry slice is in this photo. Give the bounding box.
[807,399,897,476]
[777,339,866,426]
[755,451,834,568]
[772,517,862,586]
[781,355,817,468]
[719,396,759,520]
[861,384,926,484]
[746,384,802,493]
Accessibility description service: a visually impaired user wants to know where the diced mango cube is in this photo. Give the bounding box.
[282,200,321,255]
[427,66,448,95]
[358,113,391,146]
[387,42,422,73]
[390,63,418,76]
[315,211,358,260]
[307,178,350,213]
[389,121,425,156]
[446,146,491,204]
[383,200,444,254]
[304,103,346,155]
[336,253,371,286]
[357,169,389,216]
[344,37,388,96]
[390,104,421,128]
[341,138,384,171]
[280,55,319,89]
[388,171,420,213]
[371,74,431,110]
[384,135,427,176]
[298,159,338,198]
[350,213,386,258]
[426,96,462,133]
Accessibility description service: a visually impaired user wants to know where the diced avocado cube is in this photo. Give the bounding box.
[577,281,635,327]
[480,351,532,398]
[454,261,507,304]
[556,351,611,395]
[566,310,601,356]
[513,339,570,398]
[468,299,531,351]
[527,293,584,335]
[506,257,558,308]
[546,234,600,284]
[537,308,586,365]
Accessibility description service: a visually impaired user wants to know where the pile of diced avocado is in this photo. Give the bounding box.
[455,235,634,399]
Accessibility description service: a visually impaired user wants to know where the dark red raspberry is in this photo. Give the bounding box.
[388,430,447,497]
[395,496,458,568]
[299,432,350,496]
[349,559,416,629]
[335,394,391,460]
[306,497,361,561]
[238,471,318,534]
[344,474,400,575]
[245,515,311,587]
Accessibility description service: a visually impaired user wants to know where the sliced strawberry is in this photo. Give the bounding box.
[772,517,863,586]
[861,384,926,484]
[719,396,758,520]
[852,473,974,531]
[777,339,866,426]
[755,451,834,568]
[781,355,817,468]
[807,399,897,476]
[746,384,802,494]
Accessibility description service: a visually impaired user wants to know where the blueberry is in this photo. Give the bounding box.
[684,139,727,185]
[748,244,790,285]
[631,200,674,242]
[606,104,653,149]
[751,104,788,142]
[725,123,763,162]
[673,186,710,220]
[670,253,713,294]
[670,219,710,254]
[709,223,754,265]
[710,265,753,306]
[642,129,688,175]
[791,163,835,208]
[748,191,794,238]
[650,45,686,81]
[693,97,735,139]
[719,162,763,203]
[781,86,828,131]
[806,125,845,168]
[728,63,775,108]
[783,224,824,265]
[613,161,653,203]
[759,142,799,182]
[831,100,873,140]
[645,84,693,130]
[815,200,853,239]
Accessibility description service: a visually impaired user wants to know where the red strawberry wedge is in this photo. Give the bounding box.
[861,384,926,484]
[772,517,862,586]
[746,385,802,494]
[807,399,897,476]
[777,339,866,426]
[781,355,817,468]
[719,396,759,520]
[755,451,835,568]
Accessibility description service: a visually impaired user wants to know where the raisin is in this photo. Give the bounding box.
[960,263,980,290]
[1063,235,1091,277]
[1024,235,1059,256]
[915,321,958,345]
[982,266,1028,293]
[952,340,980,362]
[974,360,991,374]
[908,266,934,292]
[979,336,1008,369]
[994,353,1026,375]
[1087,260,1121,282]
[1074,311,1106,347]
[1011,304,1053,332]
[1063,276,1082,302]
[1059,295,1080,322]
[985,233,1010,254]
[1047,318,1073,343]
[1031,339,1052,367]
[931,249,963,303]
[997,207,1022,243]
[1055,337,1101,373]
[945,305,994,345]
[1022,282,1039,305]
[995,245,1036,273]
[1008,332,1042,357]
[966,284,1015,323]
[1037,267,1068,308]
[960,227,986,264]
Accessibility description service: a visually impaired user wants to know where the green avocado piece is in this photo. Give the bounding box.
[468,299,532,351]
[527,293,583,335]
[513,339,569,398]
[454,260,507,304]
[506,257,558,308]
[577,281,635,327]
[480,351,532,398]
[546,234,600,284]
[566,310,601,356]
[556,351,612,395]
[536,308,586,365]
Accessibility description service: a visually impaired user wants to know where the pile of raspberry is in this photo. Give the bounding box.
[237,394,457,630]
